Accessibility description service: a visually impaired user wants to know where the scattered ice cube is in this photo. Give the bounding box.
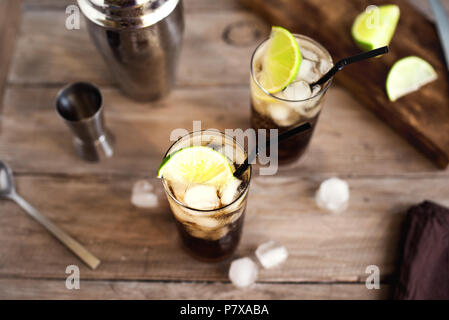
[256,241,288,269]
[184,184,220,210]
[315,177,350,213]
[283,81,312,101]
[131,180,158,208]
[229,257,258,288]
[220,178,242,206]
[267,103,299,127]
[319,59,333,75]
[133,180,153,192]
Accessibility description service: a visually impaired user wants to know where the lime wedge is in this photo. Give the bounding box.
[352,5,400,51]
[157,146,234,189]
[386,56,438,102]
[260,26,302,93]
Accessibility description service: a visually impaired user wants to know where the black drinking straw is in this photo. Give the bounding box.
[233,122,312,178]
[311,46,389,88]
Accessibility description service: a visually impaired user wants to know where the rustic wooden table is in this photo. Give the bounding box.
[0,0,448,300]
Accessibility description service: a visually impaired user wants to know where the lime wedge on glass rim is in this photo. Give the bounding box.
[157,146,234,189]
[352,4,400,51]
[386,56,438,102]
[259,26,302,93]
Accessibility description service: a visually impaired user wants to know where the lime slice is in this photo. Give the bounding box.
[260,26,302,93]
[386,56,438,102]
[157,146,234,189]
[352,5,400,51]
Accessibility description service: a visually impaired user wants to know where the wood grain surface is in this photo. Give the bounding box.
[0,0,448,300]
[0,279,389,300]
[1,174,448,282]
[240,0,449,169]
[0,0,21,114]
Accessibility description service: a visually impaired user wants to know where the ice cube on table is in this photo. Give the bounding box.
[255,240,288,269]
[229,257,258,288]
[220,178,242,206]
[315,177,350,213]
[184,184,220,210]
[296,59,320,83]
[131,180,159,208]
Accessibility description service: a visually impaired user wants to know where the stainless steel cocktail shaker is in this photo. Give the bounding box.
[78,0,184,101]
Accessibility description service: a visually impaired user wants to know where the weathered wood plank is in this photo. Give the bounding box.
[0,86,440,176]
[0,174,447,282]
[0,0,22,114]
[0,279,390,299]
[8,9,269,86]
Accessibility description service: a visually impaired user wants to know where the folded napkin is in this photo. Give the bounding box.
[395,201,449,300]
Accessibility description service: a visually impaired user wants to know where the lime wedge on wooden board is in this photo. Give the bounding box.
[352,5,400,51]
[386,56,437,102]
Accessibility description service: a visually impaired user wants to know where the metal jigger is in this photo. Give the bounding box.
[56,82,114,162]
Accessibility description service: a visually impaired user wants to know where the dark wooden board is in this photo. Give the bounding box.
[240,0,449,169]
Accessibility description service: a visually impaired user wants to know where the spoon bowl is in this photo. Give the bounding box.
[0,161,15,198]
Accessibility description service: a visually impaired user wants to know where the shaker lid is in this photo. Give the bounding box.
[77,0,180,29]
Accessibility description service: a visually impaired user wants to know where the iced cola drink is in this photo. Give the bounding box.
[250,34,333,164]
[160,131,251,261]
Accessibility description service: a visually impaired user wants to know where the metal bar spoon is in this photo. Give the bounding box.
[0,161,100,269]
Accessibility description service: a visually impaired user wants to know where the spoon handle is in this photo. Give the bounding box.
[11,193,101,270]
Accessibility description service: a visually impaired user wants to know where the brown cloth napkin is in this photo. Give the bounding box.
[395,201,449,300]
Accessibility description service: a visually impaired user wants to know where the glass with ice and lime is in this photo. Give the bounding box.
[250,27,334,164]
[158,131,251,261]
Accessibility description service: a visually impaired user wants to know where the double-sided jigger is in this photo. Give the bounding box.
[56,82,114,162]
